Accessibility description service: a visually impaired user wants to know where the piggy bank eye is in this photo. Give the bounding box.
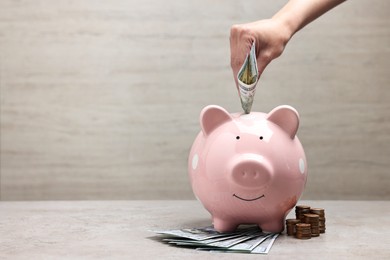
[236,136,240,140]
[259,136,263,140]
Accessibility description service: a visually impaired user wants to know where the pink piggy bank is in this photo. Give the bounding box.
[188,105,307,233]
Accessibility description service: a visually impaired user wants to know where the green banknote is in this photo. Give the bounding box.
[237,42,259,114]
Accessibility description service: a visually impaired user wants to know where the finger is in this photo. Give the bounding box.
[230,25,255,83]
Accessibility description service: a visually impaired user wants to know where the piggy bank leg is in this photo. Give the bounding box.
[213,217,238,233]
[259,218,284,233]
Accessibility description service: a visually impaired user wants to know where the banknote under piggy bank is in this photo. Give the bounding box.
[188,105,307,233]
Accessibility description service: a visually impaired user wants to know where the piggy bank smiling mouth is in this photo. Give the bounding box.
[233,194,265,202]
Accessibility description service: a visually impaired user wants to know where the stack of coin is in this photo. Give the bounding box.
[295,205,311,222]
[310,208,326,233]
[304,214,320,237]
[285,219,301,236]
[295,223,311,239]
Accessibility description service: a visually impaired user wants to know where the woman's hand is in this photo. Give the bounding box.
[230,0,346,90]
[230,19,292,89]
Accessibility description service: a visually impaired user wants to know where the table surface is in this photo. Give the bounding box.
[0,200,389,259]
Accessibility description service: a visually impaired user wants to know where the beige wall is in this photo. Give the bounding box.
[0,0,389,200]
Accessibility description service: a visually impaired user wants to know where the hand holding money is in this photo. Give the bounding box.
[230,19,291,113]
[230,0,345,111]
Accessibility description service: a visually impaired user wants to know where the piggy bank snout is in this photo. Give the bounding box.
[230,155,273,188]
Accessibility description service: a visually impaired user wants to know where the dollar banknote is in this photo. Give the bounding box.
[152,225,279,254]
[237,41,259,114]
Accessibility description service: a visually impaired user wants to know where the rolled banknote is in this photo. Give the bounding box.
[237,42,259,114]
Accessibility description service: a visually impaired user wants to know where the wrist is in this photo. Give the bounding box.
[271,14,298,40]
[267,16,294,47]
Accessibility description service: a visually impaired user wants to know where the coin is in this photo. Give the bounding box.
[310,208,326,234]
[310,208,325,216]
[295,205,311,222]
[288,205,327,239]
[295,223,312,239]
[304,213,320,237]
[285,219,300,236]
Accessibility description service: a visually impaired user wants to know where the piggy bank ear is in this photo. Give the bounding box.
[266,105,299,139]
[200,105,232,136]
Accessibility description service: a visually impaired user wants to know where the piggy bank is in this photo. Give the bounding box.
[188,105,307,233]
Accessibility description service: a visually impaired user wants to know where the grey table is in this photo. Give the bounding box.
[1,200,389,259]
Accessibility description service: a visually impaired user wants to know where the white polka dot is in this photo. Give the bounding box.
[299,158,305,174]
[192,154,199,170]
